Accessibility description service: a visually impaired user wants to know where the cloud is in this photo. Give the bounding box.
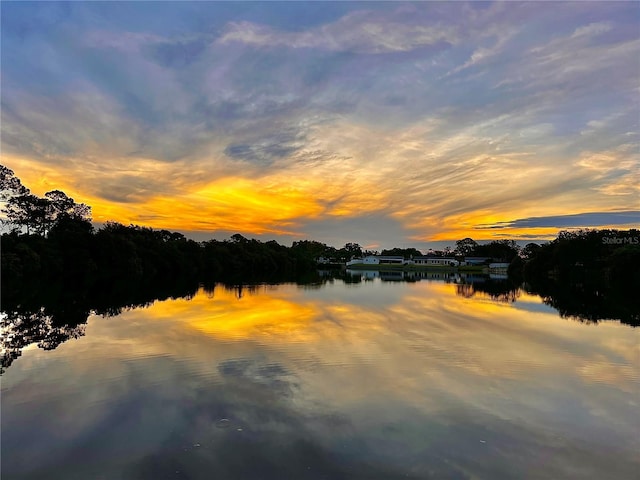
[2,3,638,248]
[218,10,458,54]
[498,22,639,95]
[298,214,413,251]
[224,129,306,166]
[446,23,518,76]
[571,22,612,39]
[476,211,640,230]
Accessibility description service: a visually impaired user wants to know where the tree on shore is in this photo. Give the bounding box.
[1,165,91,235]
[380,247,422,258]
[454,237,478,257]
[521,242,541,260]
[341,242,363,260]
[3,193,47,234]
[0,165,29,199]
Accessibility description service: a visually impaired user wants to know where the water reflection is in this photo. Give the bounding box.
[1,309,87,372]
[2,277,639,479]
[3,272,638,374]
[455,279,521,304]
[347,269,522,303]
[1,278,200,373]
[525,277,640,326]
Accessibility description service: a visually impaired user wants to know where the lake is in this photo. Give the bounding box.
[2,273,639,479]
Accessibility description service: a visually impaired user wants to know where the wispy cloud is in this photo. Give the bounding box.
[218,10,458,54]
[475,211,640,230]
[570,22,612,40]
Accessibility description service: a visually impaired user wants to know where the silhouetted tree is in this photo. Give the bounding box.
[521,242,542,260]
[342,242,363,259]
[1,175,91,235]
[0,165,29,199]
[472,240,520,262]
[291,240,336,260]
[380,247,422,258]
[2,193,46,234]
[44,190,91,224]
[454,237,478,257]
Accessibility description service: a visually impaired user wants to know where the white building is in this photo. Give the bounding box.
[413,257,459,267]
[347,255,406,265]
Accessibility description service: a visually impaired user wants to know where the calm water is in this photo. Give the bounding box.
[2,275,639,479]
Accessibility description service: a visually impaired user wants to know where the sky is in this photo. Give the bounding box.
[1,1,639,250]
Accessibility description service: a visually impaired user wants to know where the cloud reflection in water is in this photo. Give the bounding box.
[2,280,639,479]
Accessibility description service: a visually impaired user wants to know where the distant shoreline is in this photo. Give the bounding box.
[343,264,487,272]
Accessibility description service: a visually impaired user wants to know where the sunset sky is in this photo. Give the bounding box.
[2,2,638,250]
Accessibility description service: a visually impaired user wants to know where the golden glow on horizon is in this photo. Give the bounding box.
[153,177,325,234]
[4,146,637,244]
[6,154,325,235]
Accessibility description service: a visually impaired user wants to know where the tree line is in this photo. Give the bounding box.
[522,228,639,280]
[2,165,638,295]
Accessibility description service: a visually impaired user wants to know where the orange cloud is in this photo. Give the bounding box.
[5,154,325,235]
[4,103,638,246]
